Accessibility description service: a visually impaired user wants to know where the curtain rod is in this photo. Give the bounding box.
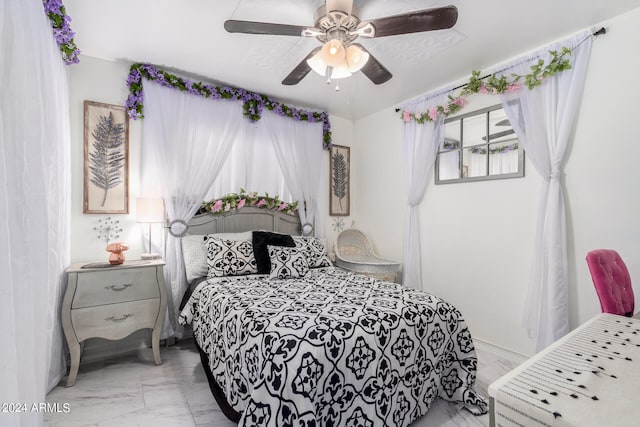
[395,27,606,112]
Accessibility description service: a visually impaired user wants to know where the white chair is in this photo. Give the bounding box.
[334,229,401,283]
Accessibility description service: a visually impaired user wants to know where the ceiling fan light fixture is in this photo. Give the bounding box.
[345,44,369,72]
[320,39,346,67]
[307,49,352,80]
[307,50,328,76]
[330,61,352,79]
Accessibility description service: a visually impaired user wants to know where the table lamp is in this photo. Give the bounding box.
[136,198,164,260]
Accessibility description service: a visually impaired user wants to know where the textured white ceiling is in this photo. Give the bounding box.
[65,0,640,120]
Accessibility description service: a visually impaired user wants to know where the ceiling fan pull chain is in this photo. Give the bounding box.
[325,66,334,83]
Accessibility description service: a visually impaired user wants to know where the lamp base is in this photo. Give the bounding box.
[140,252,161,260]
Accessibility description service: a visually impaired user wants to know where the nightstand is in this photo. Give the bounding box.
[62,259,167,386]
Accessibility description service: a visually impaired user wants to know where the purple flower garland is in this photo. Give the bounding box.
[42,0,80,65]
[125,64,332,149]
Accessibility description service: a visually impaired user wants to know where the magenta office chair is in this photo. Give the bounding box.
[586,249,635,317]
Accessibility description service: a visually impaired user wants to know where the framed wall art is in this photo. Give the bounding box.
[83,100,129,214]
[330,144,350,216]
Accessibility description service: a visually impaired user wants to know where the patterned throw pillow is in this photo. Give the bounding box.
[252,231,296,273]
[205,236,258,278]
[182,231,252,283]
[268,245,309,279]
[292,236,332,268]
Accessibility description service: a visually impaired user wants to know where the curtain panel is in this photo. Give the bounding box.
[263,110,326,238]
[0,1,71,425]
[498,30,593,350]
[399,94,448,290]
[141,82,245,338]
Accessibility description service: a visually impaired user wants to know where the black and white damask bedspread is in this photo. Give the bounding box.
[179,267,487,426]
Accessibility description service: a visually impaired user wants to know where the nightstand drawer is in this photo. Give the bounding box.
[72,268,160,308]
[72,299,161,342]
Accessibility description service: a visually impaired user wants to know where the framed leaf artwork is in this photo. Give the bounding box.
[83,100,129,214]
[330,144,350,216]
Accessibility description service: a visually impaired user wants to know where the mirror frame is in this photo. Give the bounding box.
[435,104,525,185]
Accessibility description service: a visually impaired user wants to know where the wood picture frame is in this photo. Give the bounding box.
[83,100,129,214]
[330,144,350,216]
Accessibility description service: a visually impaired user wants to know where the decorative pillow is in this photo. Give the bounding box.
[268,245,309,279]
[182,232,252,282]
[205,236,258,278]
[293,236,332,268]
[252,231,295,273]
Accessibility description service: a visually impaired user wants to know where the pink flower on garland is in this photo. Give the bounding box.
[453,97,467,107]
[428,107,439,121]
[507,83,521,93]
[478,85,490,94]
[212,200,223,212]
[237,199,246,209]
[278,202,288,211]
[256,199,267,207]
[403,111,412,122]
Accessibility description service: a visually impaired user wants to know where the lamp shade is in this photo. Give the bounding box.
[307,50,328,76]
[307,48,352,79]
[320,39,346,67]
[329,62,352,79]
[346,45,369,72]
[136,198,164,223]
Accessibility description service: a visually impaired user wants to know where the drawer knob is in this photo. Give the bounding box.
[105,314,133,322]
[105,283,133,291]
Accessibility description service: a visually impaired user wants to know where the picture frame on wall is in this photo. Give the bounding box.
[330,144,350,216]
[83,100,129,214]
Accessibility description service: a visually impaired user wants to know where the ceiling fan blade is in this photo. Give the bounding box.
[364,5,458,38]
[224,20,308,37]
[282,48,321,85]
[353,44,392,85]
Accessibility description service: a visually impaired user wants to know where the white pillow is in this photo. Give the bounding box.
[292,236,332,268]
[206,237,258,277]
[181,231,252,283]
[268,245,309,279]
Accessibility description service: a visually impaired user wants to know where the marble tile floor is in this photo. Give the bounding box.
[46,339,520,427]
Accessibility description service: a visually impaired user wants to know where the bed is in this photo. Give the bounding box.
[177,207,487,426]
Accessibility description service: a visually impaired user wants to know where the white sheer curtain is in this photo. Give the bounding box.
[263,110,326,237]
[438,149,460,180]
[400,94,447,289]
[489,148,519,175]
[498,30,592,350]
[207,123,292,201]
[468,151,487,177]
[0,1,70,425]
[141,82,244,337]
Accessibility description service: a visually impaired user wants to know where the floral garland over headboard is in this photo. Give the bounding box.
[125,64,332,149]
[199,190,298,216]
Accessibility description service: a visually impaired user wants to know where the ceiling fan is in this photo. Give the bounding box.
[224,0,458,86]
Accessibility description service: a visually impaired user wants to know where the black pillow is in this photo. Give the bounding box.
[252,231,295,273]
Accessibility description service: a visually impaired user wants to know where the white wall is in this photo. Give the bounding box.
[69,56,145,264]
[352,7,640,357]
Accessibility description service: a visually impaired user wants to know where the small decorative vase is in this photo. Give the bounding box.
[106,242,129,265]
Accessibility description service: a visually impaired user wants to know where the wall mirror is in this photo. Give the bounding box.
[435,105,524,184]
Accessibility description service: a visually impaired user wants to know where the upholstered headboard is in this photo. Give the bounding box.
[186,206,302,236]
